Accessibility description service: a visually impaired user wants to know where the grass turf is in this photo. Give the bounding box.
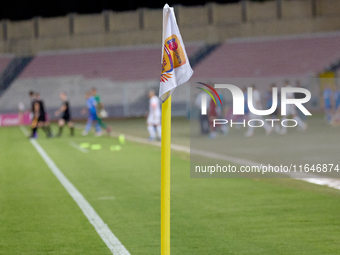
[0,127,111,255]
[1,121,340,254]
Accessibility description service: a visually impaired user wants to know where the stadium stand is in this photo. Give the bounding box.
[19,45,201,80]
[0,57,12,74]
[0,57,33,97]
[2,33,340,118]
[193,33,340,78]
[0,44,201,118]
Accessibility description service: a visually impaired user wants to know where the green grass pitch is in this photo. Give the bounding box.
[1,117,340,254]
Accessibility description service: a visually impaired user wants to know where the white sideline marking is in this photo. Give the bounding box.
[20,125,29,136]
[108,131,340,191]
[70,141,89,153]
[20,127,130,255]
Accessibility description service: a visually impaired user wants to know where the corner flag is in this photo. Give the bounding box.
[159,4,193,102]
[159,4,193,255]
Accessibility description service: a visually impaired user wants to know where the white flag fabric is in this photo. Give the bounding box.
[159,4,193,102]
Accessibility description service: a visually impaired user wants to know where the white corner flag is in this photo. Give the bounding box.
[159,4,193,102]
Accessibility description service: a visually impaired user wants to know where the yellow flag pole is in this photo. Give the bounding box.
[161,94,171,255]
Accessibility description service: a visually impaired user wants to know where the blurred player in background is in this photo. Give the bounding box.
[208,92,218,138]
[82,91,102,136]
[323,84,333,123]
[90,88,111,135]
[195,91,210,134]
[244,85,272,137]
[215,89,228,135]
[147,90,161,141]
[225,87,249,131]
[18,102,25,126]
[331,85,340,125]
[29,91,38,138]
[54,92,74,137]
[208,88,226,138]
[230,87,249,130]
[35,93,53,138]
[294,81,307,122]
[280,80,307,134]
[334,85,340,110]
[265,84,281,133]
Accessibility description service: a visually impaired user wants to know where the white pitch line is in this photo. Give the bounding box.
[75,125,340,190]
[108,131,340,191]
[20,127,130,255]
[70,141,89,153]
[20,125,30,136]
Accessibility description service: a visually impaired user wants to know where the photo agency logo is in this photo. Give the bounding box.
[197,82,312,129]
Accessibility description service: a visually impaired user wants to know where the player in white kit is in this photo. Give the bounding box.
[245,85,272,137]
[280,80,307,134]
[147,90,161,141]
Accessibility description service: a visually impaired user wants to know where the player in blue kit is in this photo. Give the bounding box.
[81,91,102,136]
[334,86,340,110]
[265,83,281,133]
[323,84,332,123]
[331,86,340,126]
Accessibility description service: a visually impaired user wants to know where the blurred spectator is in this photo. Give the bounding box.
[294,81,307,121]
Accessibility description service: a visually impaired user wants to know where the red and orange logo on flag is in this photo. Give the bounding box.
[160,34,187,82]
